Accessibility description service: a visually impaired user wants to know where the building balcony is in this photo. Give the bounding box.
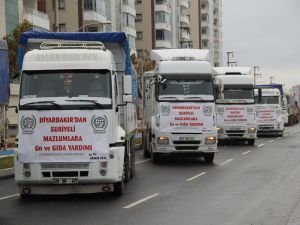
[84,10,108,24]
[179,0,189,9]
[181,30,190,40]
[201,33,209,40]
[123,26,136,37]
[155,22,171,31]
[201,20,209,27]
[156,40,172,49]
[155,4,171,13]
[180,16,190,25]
[123,4,136,16]
[23,8,50,31]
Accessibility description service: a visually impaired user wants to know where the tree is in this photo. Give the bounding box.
[131,50,155,81]
[3,20,32,76]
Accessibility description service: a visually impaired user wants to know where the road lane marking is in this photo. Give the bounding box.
[186,172,206,182]
[277,137,282,139]
[268,140,274,143]
[242,151,251,155]
[257,144,264,148]
[219,159,234,166]
[0,194,19,201]
[123,193,159,209]
[135,159,151,165]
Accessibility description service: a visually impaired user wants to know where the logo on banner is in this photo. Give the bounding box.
[91,115,108,133]
[203,105,213,116]
[20,115,36,134]
[160,105,171,116]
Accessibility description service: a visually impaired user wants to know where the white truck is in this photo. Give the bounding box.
[213,67,257,145]
[142,49,217,163]
[255,85,284,136]
[14,32,137,196]
[282,92,299,126]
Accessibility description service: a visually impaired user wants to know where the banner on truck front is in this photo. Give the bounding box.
[256,107,278,124]
[216,105,255,126]
[159,102,215,133]
[18,110,110,163]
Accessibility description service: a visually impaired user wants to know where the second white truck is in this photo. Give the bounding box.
[142,49,217,163]
[213,67,257,145]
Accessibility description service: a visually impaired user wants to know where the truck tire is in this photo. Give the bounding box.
[130,140,136,179]
[143,133,151,158]
[114,179,124,196]
[124,146,131,183]
[152,153,160,164]
[247,139,255,145]
[203,153,214,164]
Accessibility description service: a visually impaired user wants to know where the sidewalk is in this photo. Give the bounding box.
[0,149,15,178]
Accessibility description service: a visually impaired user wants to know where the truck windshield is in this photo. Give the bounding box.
[223,88,254,100]
[256,96,279,104]
[158,79,213,98]
[20,70,111,99]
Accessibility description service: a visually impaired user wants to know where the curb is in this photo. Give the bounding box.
[0,167,14,179]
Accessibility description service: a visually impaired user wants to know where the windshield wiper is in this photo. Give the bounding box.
[184,96,204,100]
[159,96,179,100]
[65,99,104,108]
[22,101,62,109]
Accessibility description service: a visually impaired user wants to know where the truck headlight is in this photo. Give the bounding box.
[217,128,224,134]
[248,127,256,133]
[157,137,169,145]
[205,136,216,144]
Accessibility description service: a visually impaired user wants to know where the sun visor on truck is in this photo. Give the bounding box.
[18,31,138,107]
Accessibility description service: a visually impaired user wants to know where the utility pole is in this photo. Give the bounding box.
[253,66,262,85]
[226,51,237,67]
[270,76,275,84]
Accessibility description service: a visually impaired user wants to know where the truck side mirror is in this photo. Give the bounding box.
[123,75,132,103]
[258,89,262,103]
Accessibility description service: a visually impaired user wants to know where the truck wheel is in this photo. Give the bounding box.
[203,153,214,164]
[247,139,255,145]
[130,140,136,179]
[152,153,160,164]
[114,161,126,196]
[143,133,151,158]
[114,179,124,196]
[124,152,131,183]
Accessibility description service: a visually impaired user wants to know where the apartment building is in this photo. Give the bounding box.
[184,0,222,66]
[0,0,50,38]
[135,0,184,56]
[179,0,191,48]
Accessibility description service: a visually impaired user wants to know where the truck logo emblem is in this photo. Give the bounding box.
[91,115,108,133]
[20,115,36,134]
[203,105,213,116]
[160,105,171,116]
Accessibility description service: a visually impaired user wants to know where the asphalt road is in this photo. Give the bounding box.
[1,125,300,225]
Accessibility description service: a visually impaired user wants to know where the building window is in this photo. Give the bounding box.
[202,40,209,48]
[59,23,66,32]
[137,49,144,58]
[58,0,65,9]
[136,32,143,40]
[201,27,208,34]
[136,13,142,22]
[156,29,171,41]
[135,0,142,3]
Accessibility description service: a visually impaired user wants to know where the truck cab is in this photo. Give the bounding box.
[255,88,284,136]
[14,32,137,196]
[142,49,217,163]
[213,67,257,145]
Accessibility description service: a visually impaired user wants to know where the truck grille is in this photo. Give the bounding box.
[175,146,199,150]
[41,163,89,170]
[226,130,245,134]
[258,126,274,130]
[173,141,201,145]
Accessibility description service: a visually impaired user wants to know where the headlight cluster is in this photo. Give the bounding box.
[248,127,256,133]
[157,136,169,145]
[205,136,216,145]
[217,128,224,134]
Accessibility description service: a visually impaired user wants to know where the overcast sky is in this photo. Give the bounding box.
[222,0,300,89]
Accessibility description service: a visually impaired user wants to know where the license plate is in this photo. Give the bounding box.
[179,137,195,141]
[52,178,79,184]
